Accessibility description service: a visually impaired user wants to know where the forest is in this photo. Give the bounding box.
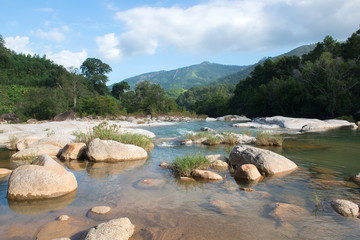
[0,29,359,121]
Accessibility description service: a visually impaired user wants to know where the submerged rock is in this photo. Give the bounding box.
[87,138,147,162]
[229,145,297,176]
[85,218,135,240]
[330,199,359,218]
[91,206,112,215]
[192,169,222,181]
[7,154,78,200]
[210,199,235,216]
[200,127,216,133]
[268,202,310,222]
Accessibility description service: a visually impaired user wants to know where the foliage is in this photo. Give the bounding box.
[222,132,238,145]
[255,132,283,146]
[78,95,123,117]
[80,58,112,95]
[185,132,212,141]
[171,154,210,177]
[111,81,130,99]
[166,87,186,100]
[73,122,152,151]
[8,136,18,149]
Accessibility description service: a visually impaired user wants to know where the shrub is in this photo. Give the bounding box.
[255,132,283,146]
[73,122,152,151]
[171,154,210,177]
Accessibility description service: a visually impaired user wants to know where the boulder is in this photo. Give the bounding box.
[0,112,16,121]
[229,145,297,176]
[16,138,39,151]
[91,206,112,215]
[230,133,256,144]
[85,218,134,240]
[31,135,74,148]
[10,143,62,160]
[269,202,310,222]
[58,215,70,221]
[192,169,222,181]
[117,128,156,138]
[209,160,229,171]
[330,199,359,218]
[7,154,78,200]
[205,117,217,122]
[53,110,75,121]
[59,143,87,160]
[206,154,227,162]
[87,138,148,162]
[0,168,12,178]
[234,164,262,181]
[159,162,172,169]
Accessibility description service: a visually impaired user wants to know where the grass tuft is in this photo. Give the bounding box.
[8,136,18,150]
[171,154,210,177]
[255,132,283,146]
[222,132,238,145]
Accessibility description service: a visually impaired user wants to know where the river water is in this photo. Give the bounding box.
[0,121,359,239]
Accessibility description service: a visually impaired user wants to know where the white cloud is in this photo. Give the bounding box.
[4,36,33,55]
[97,0,360,61]
[36,8,54,13]
[32,28,66,42]
[46,50,88,68]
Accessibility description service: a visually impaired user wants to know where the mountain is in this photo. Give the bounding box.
[117,61,247,91]
[213,44,316,85]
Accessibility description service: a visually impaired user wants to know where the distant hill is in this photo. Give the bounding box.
[213,44,316,85]
[116,61,247,91]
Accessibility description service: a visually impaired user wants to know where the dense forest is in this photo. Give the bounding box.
[177,29,360,119]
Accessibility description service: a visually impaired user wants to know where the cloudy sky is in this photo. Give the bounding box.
[1,0,359,85]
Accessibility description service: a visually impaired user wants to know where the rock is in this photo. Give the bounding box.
[58,215,70,221]
[180,139,193,145]
[87,138,148,162]
[0,168,12,177]
[26,118,38,124]
[229,145,297,176]
[179,177,196,182]
[16,138,39,151]
[206,154,227,162]
[309,179,359,189]
[137,179,166,188]
[53,111,75,121]
[159,162,171,169]
[0,112,16,121]
[216,115,250,121]
[268,202,310,222]
[205,117,216,122]
[210,200,235,216]
[234,164,262,181]
[117,128,156,138]
[209,160,229,171]
[200,127,216,133]
[330,199,359,218]
[352,173,360,184]
[91,206,112,215]
[7,154,78,200]
[31,135,74,148]
[59,143,87,160]
[10,143,62,160]
[229,133,256,144]
[192,137,207,144]
[192,169,223,181]
[85,218,135,240]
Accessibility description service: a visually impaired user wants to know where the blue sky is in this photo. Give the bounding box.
[1,0,360,85]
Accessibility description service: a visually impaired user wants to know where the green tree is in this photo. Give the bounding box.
[80,58,112,95]
[111,81,130,99]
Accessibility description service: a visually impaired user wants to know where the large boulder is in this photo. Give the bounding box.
[117,128,156,138]
[87,138,147,162]
[53,110,75,121]
[7,154,78,200]
[229,145,297,176]
[59,143,87,160]
[330,199,359,218]
[16,138,39,151]
[85,218,134,240]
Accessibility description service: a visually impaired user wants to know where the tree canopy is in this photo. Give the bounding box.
[80,58,112,95]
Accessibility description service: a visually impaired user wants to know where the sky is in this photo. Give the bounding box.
[1,0,360,85]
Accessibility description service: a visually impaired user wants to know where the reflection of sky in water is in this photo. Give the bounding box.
[0,122,360,239]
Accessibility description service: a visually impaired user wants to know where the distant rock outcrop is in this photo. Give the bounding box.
[53,111,75,121]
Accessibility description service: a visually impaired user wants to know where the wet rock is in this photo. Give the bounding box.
[210,200,235,216]
[36,221,77,240]
[209,160,229,171]
[234,164,262,181]
[330,199,360,218]
[87,138,147,162]
[179,177,196,182]
[58,215,70,221]
[206,154,227,162]
[180,139,193,145]
[0,168,12,178]
[87,160,146,178]
[159,162,172,169]
[85,218,134,240]
[7,154,78,200]
[200,127,216,133]
[59,143,87,160]
[137,179,166,188]
[268,202,310,222]
[91,206,112,215]
[192,169,222,181]
[229,145,297,176]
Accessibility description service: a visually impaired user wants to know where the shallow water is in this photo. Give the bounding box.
[0,121,360,239]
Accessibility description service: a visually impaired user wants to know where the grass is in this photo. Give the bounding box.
[204,134,222,145]
[185,131,212,141]
[171,154,210,177]
[73,122,153,151]
[222,132,238,145]
[8,136,18,149]
[312,190,325,215]
[255,132,283,146]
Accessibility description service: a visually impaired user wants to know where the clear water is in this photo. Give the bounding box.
[0,121,360,239]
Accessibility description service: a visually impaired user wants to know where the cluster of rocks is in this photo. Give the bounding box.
[233,116,358,132]
[205,115,251,122]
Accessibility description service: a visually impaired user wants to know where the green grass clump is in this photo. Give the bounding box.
[171,154,210,177]
[255,132,283,146]
[8,136,18,149]
[204,134,222,145]
[222,132,238,145]
[185,132,212,141]
[73,122,152,151]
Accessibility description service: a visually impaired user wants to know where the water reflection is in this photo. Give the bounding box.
[8,190,77,215]
[86,160,147,178]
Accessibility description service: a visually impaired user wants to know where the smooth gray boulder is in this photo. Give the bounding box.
[330,199,359,218]
[7,154,78,200]
[85,218,134,240]
[87,138,148,162]
[229,145,297,176]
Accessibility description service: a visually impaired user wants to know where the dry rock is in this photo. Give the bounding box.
[0,168,12,177]
[59,143,87,160]
[91,206,112,215]
[234,164,262,181]
[58,215,70,221]
[85,218,135,240]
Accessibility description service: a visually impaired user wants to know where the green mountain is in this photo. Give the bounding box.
[213,44,316,85]
[118,61,247,91]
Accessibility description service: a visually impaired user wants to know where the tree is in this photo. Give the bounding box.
[80,58,112,95]
[111,81,130,99]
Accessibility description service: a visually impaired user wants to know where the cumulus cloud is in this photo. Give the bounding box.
[46,50,88,68]
[4,36,33,55]
[32,28,66,42]
[96,0,360,61]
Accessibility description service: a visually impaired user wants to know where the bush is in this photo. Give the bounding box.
[171,154,210,177]
[73,122,152,151]
[255,132,283,146]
